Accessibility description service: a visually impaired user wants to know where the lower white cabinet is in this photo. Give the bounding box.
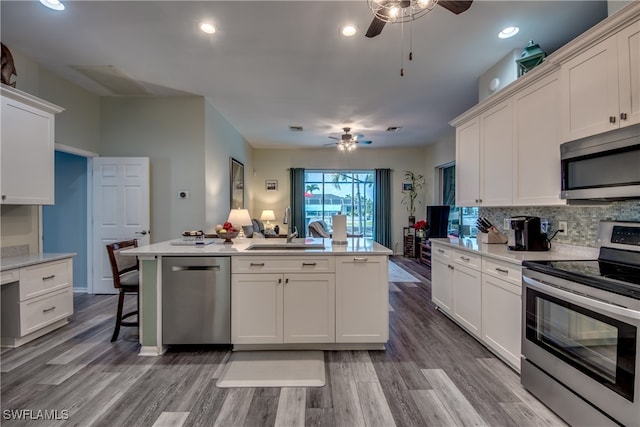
[431,256,453,314]
[335,256,388,343]
[452,262,482,339]
[1,258,74,347]
[231,256,336,345]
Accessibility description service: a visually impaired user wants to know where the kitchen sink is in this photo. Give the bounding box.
[246,243,326,250]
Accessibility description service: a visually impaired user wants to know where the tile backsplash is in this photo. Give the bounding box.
[479,200,640,248]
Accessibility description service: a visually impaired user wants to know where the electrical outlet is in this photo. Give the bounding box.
[558,221,568,236]
[503,218,510,230]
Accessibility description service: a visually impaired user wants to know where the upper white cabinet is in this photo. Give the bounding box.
[455,99,513,207]
[0,86,63,205]
[513,71,565,206]
[561,19,640,141]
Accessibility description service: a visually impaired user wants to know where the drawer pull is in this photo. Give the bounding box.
[285,278,289,284]
[250,262,265,267]
[278,278,282,284]
[460,256,470,262]
[437,249,445,254]
[302,262,317,266]
[353,256,368,262]
[42,306,56,313]
[42,275,56,280]
[495,267,509,274]
[448,264,454,270]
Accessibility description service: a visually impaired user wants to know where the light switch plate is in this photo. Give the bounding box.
[503,219,510,230]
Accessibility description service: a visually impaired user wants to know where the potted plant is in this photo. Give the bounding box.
[401,170,424,226]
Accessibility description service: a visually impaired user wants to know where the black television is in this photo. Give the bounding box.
[427,205,450,238]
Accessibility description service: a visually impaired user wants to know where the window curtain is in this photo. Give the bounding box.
[289,168,306,237]
[374,168,391,248]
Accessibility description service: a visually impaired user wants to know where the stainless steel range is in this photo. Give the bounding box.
[521,220,640,427]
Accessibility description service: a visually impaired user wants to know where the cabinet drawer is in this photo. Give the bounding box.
[20,287,73,336]
[1,269,19,285]
[483,258,522,287]
[233,256,335,273]
[431,245,452,261]
[452,249,481,270]
[19,259,72,301]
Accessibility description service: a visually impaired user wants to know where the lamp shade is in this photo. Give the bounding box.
[227,208,252,226]
[260,210,276,222]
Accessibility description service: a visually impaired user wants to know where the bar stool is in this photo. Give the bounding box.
[105,240,139,342]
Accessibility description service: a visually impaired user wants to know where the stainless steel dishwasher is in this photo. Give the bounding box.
[162,257,231,344]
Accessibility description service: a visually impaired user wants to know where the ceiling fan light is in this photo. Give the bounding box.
[39,0,65,11]
[200,22,216,34]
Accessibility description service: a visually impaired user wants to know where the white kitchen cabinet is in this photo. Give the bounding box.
[1,257,74,347]
[335,256,388,343]
[481,258,522,371]
[0,86,63,205]
[561,19,640,141]
[452,261,482,339]
[431,251,453,315]
[513,71,565,206]
[455,100,513,207]
[231,256,335,345]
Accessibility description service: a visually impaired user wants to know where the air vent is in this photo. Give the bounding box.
[289,126,303,132]
[386,126,402,132]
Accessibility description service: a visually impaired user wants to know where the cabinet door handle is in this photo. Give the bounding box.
[495,267,509,274]
[302,262,317,266]
[621,112,628,120]
[42,306,56,313]
[278,278,282,284]
[285,278,289,284]
[249,262,265,267]
[1,195,5,200]
[609,116,616,123]
[353,256,368,262]
[448,264,454,270]
[460,256,470,262]
[42,275,56,280]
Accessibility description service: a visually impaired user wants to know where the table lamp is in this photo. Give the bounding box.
[260,209,276,229]
[227,208,252,238]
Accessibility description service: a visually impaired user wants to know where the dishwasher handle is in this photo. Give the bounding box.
[171,265,221,272]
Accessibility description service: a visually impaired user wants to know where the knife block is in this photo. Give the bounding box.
[478,228,508,244]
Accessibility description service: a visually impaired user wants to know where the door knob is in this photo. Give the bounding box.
[135,230,148,235]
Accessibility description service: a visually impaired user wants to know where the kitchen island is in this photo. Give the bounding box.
[123,237,392,356]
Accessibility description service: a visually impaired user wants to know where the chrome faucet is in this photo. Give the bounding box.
[286,226,298,243]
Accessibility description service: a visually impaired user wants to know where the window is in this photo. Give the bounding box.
[438,163,478,238]
[304,170,374,237]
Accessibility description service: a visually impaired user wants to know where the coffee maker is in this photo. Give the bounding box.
[508,216,549,251]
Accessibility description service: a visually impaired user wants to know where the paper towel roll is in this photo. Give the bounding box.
[332,215,347,244]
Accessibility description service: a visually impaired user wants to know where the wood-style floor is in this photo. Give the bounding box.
[0,256,566,427]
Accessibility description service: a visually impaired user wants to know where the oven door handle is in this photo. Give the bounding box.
[523,275,640,322]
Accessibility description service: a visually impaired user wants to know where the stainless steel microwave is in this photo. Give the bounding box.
[560,123,640,200]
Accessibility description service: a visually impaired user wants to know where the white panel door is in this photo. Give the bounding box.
[92,157,150,294]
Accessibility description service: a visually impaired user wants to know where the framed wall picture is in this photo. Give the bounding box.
[265,179,278,191]
[402,182,413,192]
[230,158,244,209]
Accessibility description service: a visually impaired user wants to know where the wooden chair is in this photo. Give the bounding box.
[105,240,139,342]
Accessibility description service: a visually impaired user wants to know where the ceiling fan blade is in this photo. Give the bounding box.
[438,0,473,14]
[328,136,340,140]
[322,142,337,147]
[365,16,386,38]
[357,140,373,145]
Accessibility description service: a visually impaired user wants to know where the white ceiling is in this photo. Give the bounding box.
[0,1,608,149]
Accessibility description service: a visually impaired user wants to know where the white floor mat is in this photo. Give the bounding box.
[216,351,325,388]
[388,261,420,282]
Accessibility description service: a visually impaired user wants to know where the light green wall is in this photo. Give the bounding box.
[424,131,456,205]
[204,98,253,232]
[100,97,207,243]
[252,146,428,254]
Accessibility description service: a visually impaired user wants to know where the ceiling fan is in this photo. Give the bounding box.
[365,0,473,38]
[324,127,372,151]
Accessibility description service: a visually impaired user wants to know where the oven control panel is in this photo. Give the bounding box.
[611,226,640,246]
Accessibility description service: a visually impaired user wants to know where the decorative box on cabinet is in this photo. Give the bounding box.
[1,257,74,347]
[0,86,64,205]
[561,19,640,141]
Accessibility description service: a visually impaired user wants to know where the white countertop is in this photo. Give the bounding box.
[122,237,393,257]
[0,252,76,271]
[429,237,598,264]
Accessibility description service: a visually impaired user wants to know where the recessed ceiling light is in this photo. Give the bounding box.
[200,22,216,34]
[498,26,519,39]
[341,25,357,37]
[39,0,65,11]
